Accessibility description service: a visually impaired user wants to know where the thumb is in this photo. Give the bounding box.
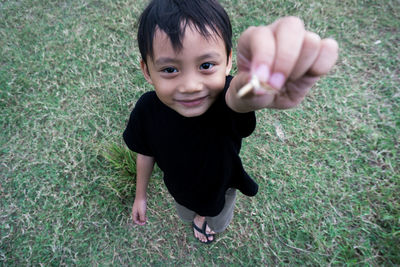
[237,26,275,84]
[230,72,251,93]
[138,211,147,225]
[132,210,139,223]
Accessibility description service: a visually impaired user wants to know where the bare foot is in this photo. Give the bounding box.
[193,215,216,243]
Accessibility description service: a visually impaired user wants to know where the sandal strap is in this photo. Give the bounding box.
[192,221,215,243]
[192,221,207,235]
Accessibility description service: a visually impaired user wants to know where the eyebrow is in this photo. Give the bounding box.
[197,52,222,61]
[155,57,178,66]
[154,52,222,66]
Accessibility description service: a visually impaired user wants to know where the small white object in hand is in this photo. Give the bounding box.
[237,75,278,98]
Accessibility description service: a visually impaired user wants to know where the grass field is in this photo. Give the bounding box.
[1,0,399,265]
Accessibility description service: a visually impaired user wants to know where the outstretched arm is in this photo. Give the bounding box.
[131,153,155,225]
[226,16,339,113]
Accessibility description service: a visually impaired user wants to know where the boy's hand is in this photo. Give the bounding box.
[227,16,338,112]
[132,198,147,225]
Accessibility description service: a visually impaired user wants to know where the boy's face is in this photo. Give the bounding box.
[141,25,232,117]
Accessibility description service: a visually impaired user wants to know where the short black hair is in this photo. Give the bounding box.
[137,0,232,63]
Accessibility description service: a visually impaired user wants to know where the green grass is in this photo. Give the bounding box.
[1,0,399,265]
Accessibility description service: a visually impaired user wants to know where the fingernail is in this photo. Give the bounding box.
[255,64,270,83]
[269,72,285,89]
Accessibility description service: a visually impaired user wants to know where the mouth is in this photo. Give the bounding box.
[176,95,208,108]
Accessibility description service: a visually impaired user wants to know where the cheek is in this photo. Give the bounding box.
[153,82,175,101]
[208,75,227,93]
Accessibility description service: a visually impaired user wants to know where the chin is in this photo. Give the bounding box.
[175,105,209,118]
[178,109,206,118]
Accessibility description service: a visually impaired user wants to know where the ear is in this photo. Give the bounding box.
[225,50,233,76]
[140,59,153,84]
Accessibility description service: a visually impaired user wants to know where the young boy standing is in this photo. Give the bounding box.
[123,0,338,243]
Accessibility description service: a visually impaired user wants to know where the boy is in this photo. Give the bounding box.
[123,0,338,243]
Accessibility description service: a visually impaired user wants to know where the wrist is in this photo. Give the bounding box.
[134,192,147,202]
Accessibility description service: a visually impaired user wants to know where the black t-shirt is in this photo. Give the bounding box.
[123,76,258,216]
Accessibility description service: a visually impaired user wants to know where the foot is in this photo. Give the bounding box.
[193,215,216,244]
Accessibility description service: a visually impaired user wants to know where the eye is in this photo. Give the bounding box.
[162,67,178,73]
[200,62,214,70]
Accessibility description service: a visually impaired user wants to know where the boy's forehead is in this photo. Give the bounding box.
[153,28,172,47]
[152,24,223,54]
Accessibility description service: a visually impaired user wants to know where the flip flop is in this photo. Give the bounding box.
[192,221,215,244]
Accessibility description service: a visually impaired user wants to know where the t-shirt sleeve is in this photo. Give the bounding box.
[123,93,154,156]
[224,76,256,138]
[232,109,256,138]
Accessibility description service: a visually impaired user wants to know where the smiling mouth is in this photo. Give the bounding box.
[176,96,208,107]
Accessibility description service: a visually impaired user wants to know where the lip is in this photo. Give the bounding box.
[176,95,208,107]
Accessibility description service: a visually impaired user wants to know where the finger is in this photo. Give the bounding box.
[232,71,252,96]
[269,16,306,89]
[271,75,320,109]
[132,210,144,225]
[237,26,275,82]
[132,211,139,224]
[308,38,339,76]
[139,212,147,225]
[289,31,321,80]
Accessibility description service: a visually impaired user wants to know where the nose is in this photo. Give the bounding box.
[178,73,203,93]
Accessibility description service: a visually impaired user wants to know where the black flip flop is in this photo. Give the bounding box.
[192,221,215,244]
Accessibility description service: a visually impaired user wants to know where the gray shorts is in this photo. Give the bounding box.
[174,188,237,233]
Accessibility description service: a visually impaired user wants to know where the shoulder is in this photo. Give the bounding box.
[135,91,158,107]
[129,91,158,116]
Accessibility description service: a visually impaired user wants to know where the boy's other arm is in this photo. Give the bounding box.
[132,153,155,225]
[226,16,338,113]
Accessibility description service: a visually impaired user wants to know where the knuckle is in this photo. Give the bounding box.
[323,38,339,53]
[303,32,322,52]
[284,16,304,27]
[305,31,321,44]
[245,26,269,37]
[247,26,257,32]
[278,16,305,33]
[241,26,257,38]
[254,25,270,34]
